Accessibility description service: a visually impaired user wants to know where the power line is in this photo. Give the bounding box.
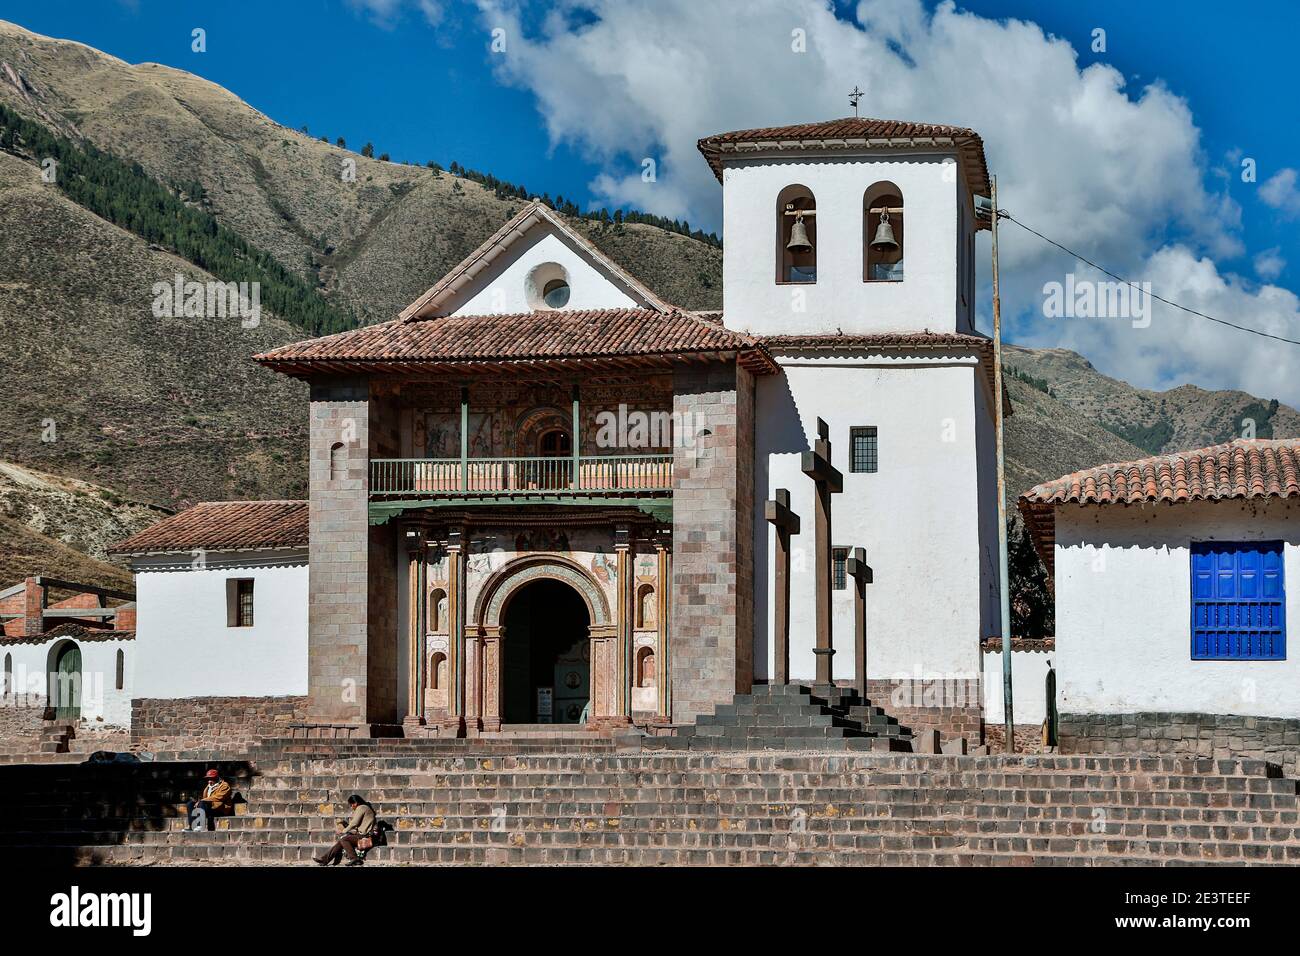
[1000,211,1300,348]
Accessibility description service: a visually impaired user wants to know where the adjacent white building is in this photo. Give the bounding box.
[108,501,310,739]
[1021,438,1300,763]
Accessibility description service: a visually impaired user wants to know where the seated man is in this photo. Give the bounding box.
[186,769,233,831]
[314,795,376,866]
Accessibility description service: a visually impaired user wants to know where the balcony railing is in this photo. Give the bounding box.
[371,454,673,497]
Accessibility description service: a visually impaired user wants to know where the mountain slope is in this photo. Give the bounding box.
[0,146,308,509]
[0,20,724,325]
[1006,345,1300,454]
[0,461,164,590]
[1002,376,1148,504]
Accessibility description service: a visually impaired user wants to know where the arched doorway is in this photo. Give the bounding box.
[500,579,590,724]
[49,641,82,721]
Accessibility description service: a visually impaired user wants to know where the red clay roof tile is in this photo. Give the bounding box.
[255,309,778,376]
[1019,438,1300,574]
[697,116,991,203]
[110,501,308,555]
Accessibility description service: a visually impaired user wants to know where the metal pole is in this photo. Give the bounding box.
[991,175,1015,753]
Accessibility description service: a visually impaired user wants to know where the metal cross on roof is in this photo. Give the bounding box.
[848,86,864,117]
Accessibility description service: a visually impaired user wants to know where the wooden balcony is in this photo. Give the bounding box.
[370,454,673,500]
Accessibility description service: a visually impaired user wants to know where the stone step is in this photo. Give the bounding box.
[14,830,1298,866]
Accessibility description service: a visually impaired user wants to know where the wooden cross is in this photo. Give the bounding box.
[801,418,843,685]
[845,547,873,696]
[764,488,800,685]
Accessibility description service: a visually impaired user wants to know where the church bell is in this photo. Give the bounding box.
[786,213,813,254]
[870,210,898,251]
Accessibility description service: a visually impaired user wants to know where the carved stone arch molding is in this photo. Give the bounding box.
[475,554,612,629]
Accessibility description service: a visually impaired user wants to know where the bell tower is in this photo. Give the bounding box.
[705,116,1000,741]
[697,116,988,337]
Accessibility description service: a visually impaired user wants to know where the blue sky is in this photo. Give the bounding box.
[4,0,1300,401]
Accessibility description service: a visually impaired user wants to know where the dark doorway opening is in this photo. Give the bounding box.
[501,579,590,724]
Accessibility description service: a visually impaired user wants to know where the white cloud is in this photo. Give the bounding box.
[1015,245,1300,404]
[1255,247,1286,281]
[1260,168,1300,219]
[476,0,1300,404]
[348,0,443,29]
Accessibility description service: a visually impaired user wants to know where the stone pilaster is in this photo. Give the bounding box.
[442,526,467,736]
[669,362,754,723]
[306,380,370,724]
[655,537,671,720]
[615,524,633,721]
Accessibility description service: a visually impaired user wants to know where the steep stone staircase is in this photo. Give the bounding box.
[654,684,914,752]
[5,751,1300,865]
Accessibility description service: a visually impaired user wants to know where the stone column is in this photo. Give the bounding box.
[655,536,671,720]
[402,537,426,732]
[615,524,633,722]
[481,626,502,732]
[442,525,467,737]
[307,379,370,725]
[669,363,754,723]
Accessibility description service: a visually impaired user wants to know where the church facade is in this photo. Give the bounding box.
[247,118,1001,739]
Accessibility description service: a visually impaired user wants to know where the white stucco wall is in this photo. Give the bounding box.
[1055,498,1300,718]
[445,222,645,316]
[131,550,309,699]
[720,151,971,336]
[2,636,135,727]
[982,647,1053,726]
[753,354,996,684]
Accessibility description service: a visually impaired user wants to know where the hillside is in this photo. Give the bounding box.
[0,20,723,325]
[1005,345,1300,455]
[0,461,164,590]
[0,146,309,508]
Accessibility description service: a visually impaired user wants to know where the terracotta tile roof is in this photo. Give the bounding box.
[37,623,136,642]
[256,309,779,377]
[110,501,308,555]
[697,116,991,212]
[1019,438,1300,573]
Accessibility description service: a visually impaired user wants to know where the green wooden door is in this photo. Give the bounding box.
[53,643,81,720]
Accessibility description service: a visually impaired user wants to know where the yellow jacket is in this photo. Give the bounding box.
[199,779,232,808]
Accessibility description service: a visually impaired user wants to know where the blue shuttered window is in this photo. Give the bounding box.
[1191,541,1286,660]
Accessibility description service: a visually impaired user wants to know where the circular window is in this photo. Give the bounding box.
[525,262,571,310]
[543,278,571,309]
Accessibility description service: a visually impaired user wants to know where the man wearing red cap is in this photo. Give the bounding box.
[187,768,233,831]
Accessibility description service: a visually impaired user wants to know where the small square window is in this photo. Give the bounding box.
[850,426,878,473]
[226,578,254,628]
[832,547,849,591]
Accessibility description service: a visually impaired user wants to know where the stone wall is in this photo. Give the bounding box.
[865,677,984,745]
[670,362,752,723]
[307,379,371,724]
[0,693,46,753]
[131,696,307,749]
[1059,712,1300,775]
